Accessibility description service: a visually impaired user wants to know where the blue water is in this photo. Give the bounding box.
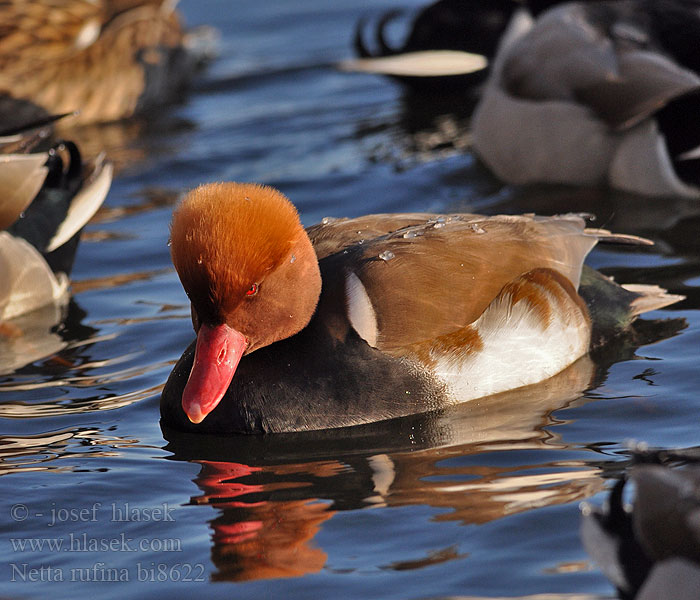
[1,1,699,598]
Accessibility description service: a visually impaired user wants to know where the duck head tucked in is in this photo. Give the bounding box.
[170,183,321,423]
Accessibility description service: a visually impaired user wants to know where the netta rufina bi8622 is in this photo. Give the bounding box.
[160,182,682,434]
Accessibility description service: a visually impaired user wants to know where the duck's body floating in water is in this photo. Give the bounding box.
[582,447,700,599]
[342,0,601,92]
[345,0,700,197]
[472,0,700,196]
[161,183,683,434]
[0,116,113,323]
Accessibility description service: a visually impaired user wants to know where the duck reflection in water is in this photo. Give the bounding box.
[192,460,335,581]
[163,316,685,582]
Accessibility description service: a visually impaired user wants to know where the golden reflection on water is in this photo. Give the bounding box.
[186,453,601,582]
[382,545,466,571]
[210,494,332,581]
[188,461,335,581]
[191,456,601,582]
[0,303,69,375]
[0,381,164,419]
[0,427,149,475]
[72,269,173,295]
[0,260,185,419]
[0,259,179,375]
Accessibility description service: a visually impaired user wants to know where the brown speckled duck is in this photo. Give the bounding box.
[0,0,216,124]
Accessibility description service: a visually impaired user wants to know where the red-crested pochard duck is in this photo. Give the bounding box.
[161,182,683,434]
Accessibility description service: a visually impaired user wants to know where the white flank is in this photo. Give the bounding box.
[431,280,590,403]
[345,270,378,347]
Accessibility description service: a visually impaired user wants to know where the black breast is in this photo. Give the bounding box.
[160,317,446,434]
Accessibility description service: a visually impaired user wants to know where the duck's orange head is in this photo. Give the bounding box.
[170,182,321,423]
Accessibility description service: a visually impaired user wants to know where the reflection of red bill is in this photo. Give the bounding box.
[213,521,264,545]
[194,461,265,508]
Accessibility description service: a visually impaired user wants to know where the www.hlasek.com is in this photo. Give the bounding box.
[11,532,182,553]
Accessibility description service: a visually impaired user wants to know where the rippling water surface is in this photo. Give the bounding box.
[1,1,699,598]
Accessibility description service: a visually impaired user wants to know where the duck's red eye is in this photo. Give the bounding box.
[246,283,259,297]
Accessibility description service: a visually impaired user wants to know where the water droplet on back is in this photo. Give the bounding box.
[290,254,296,263]
[321,217,336,225]
[401,225,425,239]
[378,250,395,261]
